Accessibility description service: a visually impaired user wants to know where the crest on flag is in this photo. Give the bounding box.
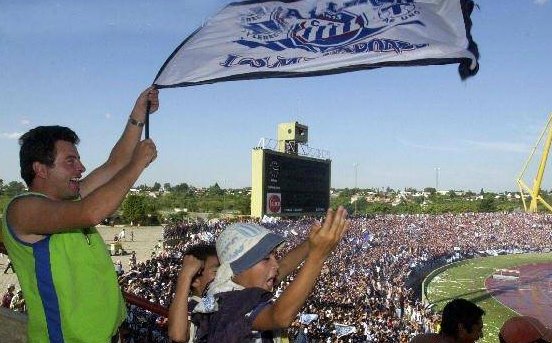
[154,0,479,87]
[234,1,425,54]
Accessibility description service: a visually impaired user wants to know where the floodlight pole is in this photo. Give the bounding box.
[435,167,440,191]
[354,163,359,215]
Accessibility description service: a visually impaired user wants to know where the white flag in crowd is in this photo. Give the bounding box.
[299,313,319,324]
[153,0,479,88]
[334,322,357,338]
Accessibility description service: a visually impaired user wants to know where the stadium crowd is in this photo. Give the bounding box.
[116,212,552,342]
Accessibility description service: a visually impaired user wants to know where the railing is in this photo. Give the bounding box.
[123,291,169,319]
[256,137,331,160]
[121,291,169,341]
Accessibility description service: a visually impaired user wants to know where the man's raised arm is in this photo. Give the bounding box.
[79,86,159,197]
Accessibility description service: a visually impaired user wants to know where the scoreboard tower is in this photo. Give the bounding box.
[251,122,331,218]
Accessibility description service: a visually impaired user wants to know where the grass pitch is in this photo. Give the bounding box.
[424,253,552,343]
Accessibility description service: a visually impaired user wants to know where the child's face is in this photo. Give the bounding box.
[234,251,279,291]
[193,255,220,296]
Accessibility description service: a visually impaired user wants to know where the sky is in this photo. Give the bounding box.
[1,0,551,192]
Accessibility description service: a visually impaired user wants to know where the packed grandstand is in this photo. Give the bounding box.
[111,212,552,342]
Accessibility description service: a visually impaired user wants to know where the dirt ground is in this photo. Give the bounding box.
[0,226,164,292]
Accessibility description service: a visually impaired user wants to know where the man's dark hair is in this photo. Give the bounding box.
[19,126,79,186]
[185,243,217,261]
[440,298,485,338]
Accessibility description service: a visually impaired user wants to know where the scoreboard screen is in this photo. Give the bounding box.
[263,150,330,215]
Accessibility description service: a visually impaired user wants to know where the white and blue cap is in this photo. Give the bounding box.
[216,222,285,275]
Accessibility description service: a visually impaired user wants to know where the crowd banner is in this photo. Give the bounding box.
[299,313,319,324]
[334,322,357,338]
[153,0,479,88]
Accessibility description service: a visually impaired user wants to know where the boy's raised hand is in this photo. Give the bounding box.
[180,255,204,279]
[307,206,350,261]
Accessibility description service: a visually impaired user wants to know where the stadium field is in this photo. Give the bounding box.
[424,253,552,343]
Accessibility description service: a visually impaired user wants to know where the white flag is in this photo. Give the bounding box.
[154,0,479,88]
[334,322,357,338]
[299,313,319,324]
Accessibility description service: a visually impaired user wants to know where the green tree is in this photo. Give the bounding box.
[424,187,436,195]
[137,184,150,191]
[207,183,224,196]
[354,197,369,213]
[151,182,161,192]
[365,202,393,214]
[4,181,26,197]
[330,189,353,209]
[234,195,251,215]
[121,194,158,225]
[172,182,191,194]
[478,196,497,212]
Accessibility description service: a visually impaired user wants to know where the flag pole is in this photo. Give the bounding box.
[145,84,157,139]
[145,101,150,139]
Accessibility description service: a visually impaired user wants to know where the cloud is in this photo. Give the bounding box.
[534,0,549,5]
[20,119,30,125]
[105,112,111,119]
[1,132,23,140]
[463,140,528,153]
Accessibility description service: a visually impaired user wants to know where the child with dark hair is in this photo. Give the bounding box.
[168,244,219,342]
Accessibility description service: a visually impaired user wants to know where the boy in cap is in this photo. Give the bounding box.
[499,316,552,343]
[195,206,349,343]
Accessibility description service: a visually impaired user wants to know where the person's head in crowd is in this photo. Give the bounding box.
[499,316,552,343]
[185,243,219,296]
[440,298,485,342]
[210,222,284,294]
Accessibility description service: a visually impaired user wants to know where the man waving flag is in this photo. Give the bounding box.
[153,0,479,88]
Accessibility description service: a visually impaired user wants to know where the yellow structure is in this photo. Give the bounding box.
[252,122,310,218]
[251,148,265,218]
[252,122,331,218]
[517,113,552,212]
[277,122,308,154]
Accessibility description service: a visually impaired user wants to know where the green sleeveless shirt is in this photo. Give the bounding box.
[2,193,126,342]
